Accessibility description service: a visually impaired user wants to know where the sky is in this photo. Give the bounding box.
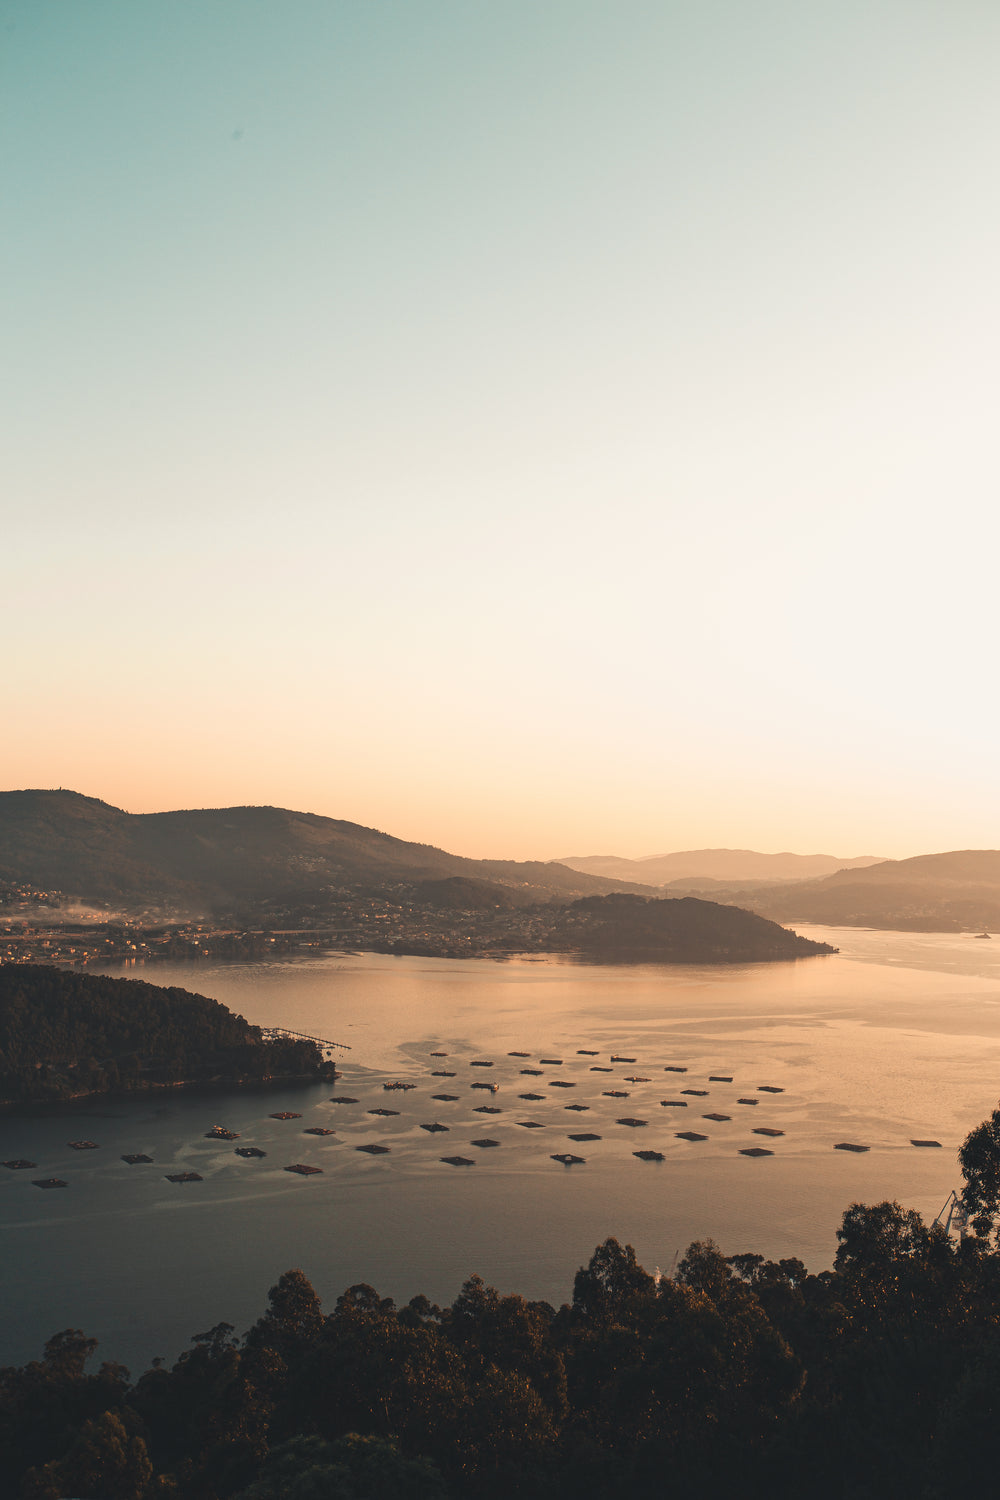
[4,0,1000,861]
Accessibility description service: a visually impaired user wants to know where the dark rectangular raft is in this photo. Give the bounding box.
[834,1142,869,1153]
[285,1163,323,1175]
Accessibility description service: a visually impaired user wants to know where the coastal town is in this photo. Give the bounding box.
[0,879,560,967]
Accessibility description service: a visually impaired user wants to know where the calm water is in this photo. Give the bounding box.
[4,927,1000,1373]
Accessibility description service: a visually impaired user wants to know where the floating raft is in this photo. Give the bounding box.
[549,1080,576,1088]
[753,1127,784,1138]
[634,1150,664,1162]
[68,1140,98,1150]
[740,1147,774,1157]
[420,1122,449,1133]
[33,1178,67,1189]
[473,1105,501,1114]
[206,1127,238,1140]
[304,1127,335,1136]
[431,1071,456,1077]
[577,1049,599,1055]
[911,1139,942,1148]
[521,1068,543,1076]
[590,1066,613,1073]
[165,1172,202,1182]
[834,1142,869,1153]
[676,1131,707,1142]
[758,1086,784,1094]
[508,1051,530,1058]
[384,1081,416,1091]
[235,1147,266,1158]
[624,1076,650,1083]
[552,1153,584,1165]
[368,1108,400,1117]
[470,1060,494,1067]
[681,1089,708,1097]
[736,1098,759,1106]
[661,1100,688,1108]
[565,1103,590,1111]
[540,1058,563,1065]
[432,1094,459,1101]
[520,1092,544,1101]
[703,1113,731,1122]
[440,1155,474,1166]
[471,1081,498,1090]
[709,1075,733,1082]
[603,1090,629,1098]
[517,1121,543,1129]
[270,1112,302,1120]
[617,1117,648,1128]
[285,1163,322,1175]
[3,1159,36,1170]
[356,1143,390,1155]
[329,1096,358,1104]
[122,1154,152,1165]
[569,1132,601,1142]
[430,1051,448,1056]
[664,1065,688,1072]
[471,1138,500,1148]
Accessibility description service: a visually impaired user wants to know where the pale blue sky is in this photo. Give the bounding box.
[4,1,999,858]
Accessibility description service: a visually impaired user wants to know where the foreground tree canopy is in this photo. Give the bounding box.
[3,1189,1000,1499]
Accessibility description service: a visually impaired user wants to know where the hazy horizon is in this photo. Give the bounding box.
[5,2,999,860]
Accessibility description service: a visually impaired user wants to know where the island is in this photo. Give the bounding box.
[0,965,335,1106]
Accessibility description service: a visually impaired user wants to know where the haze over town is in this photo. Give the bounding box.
[5,1,999,858]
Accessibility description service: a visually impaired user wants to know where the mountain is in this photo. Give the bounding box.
[0,790,656,913]
[557,849,886,886]
[747,850,1000,932]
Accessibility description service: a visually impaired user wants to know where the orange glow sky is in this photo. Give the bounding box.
[4,2,1000,861]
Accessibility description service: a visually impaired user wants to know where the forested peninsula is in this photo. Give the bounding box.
[0,967,332,1106]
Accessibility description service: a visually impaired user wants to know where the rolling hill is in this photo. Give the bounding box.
[0,790,657,914]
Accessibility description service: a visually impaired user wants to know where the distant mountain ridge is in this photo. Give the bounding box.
[0,790,657,913]
[557,849,886,886]
[748,849,1000,932]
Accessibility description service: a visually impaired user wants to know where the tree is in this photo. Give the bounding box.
[571,1238,657,1323]
[959,1104,1000,1237]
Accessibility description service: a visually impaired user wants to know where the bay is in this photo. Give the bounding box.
[3,926,1000,1374]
